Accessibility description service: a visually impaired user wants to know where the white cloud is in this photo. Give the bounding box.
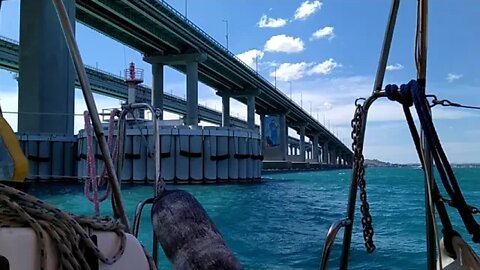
[264,34,305,53]
[446,73,462,83]
[236,49,264,69]
[270,59,340,81]
[308,58,341,75]
[311,26,335,40]
[257,15,287,28]
[386,63,404,71]
[294,0,322,20]
[320,102,332,111]
[271,62,312,81]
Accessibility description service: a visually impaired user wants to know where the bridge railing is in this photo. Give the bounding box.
[153,1,343,148]
[0,35,19,46]
[86,64,246,122]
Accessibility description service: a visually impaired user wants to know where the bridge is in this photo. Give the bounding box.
[0,36,318,159]
[13,0,352,168]
[0,36,250,129]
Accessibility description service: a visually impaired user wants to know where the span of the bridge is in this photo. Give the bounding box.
[74,0,351,156]
[13,0,353,165]
[0,36,314,153]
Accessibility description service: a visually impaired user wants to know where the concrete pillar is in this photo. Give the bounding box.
[279,114,288,160]
[186,61,199,125]
[247,95,255,130]
[313,135,319,162]
[323,142,329,164]
[152,63,164,119]
[128,85,136,104]
[260,114,266,148]
[332,148,337,165]
[299,126,306,162]
[222,94,230,127]
[18,0,75,134]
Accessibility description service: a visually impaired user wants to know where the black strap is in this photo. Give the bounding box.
[234,154,250,159]
[180,150,202,158]
[160,152,171,158]
[210,154,229,161]
[27,155,50,162]
[251,155,264,161]
[125,153,141,160]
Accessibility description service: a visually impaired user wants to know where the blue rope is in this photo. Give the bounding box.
[385,80,480,244]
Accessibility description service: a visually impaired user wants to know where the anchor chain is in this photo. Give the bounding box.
[351,102,376,253]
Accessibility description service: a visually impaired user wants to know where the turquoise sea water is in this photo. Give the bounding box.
[30,167,480,269]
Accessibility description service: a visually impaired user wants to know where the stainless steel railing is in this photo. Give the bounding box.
[319,218,351,270]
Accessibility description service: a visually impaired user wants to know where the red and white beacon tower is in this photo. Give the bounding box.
[125,62,144,105]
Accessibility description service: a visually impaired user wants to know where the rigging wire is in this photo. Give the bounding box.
[428,97,480,110]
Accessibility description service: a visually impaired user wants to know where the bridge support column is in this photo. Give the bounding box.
[260,114,266,148]
[323,142,329,164]
[313,135,319,162]
[18,0,75,134]
[222,94,230,127]
[299,126,306,162]
[144,53,207,126]
[152,63,164,119]
[332,148,338,165]
[247,95,255,130]
[279,114,288,160]
[186,62,199,125]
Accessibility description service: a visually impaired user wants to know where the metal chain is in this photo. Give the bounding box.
[351,103,376,253]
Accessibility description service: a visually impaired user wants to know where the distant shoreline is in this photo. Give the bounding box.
[364,159,480,168]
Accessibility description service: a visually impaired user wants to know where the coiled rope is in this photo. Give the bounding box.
[0,183,156,270]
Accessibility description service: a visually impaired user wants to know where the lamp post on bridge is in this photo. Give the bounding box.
[222,19,229,50]
[185,0,188,18]
[288,81,292,99]
[255,51,260,72]
[273,63,277,88]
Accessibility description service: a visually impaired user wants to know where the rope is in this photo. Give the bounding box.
[84,110,120,216]
[0,183,156,270]
[385,81,480,244]
[0,184,157,269]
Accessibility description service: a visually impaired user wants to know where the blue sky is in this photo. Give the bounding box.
[0,0,479,163]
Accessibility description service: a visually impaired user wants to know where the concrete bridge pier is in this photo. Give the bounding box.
[323,142,330,165]
[279,114,288,160]
[221,93,230,127]
[144,53,207,126]
[260,112,288,162]
[18,0,75,134]
[151,63,164,119]
[332,148,338,166]
[298,126,306,162]
[247,95,255,130]
[313,135,319,162]
[260,114,266,147]
[186,61,199,125]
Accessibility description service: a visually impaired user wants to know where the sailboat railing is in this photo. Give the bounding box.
[320,218,351,270]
